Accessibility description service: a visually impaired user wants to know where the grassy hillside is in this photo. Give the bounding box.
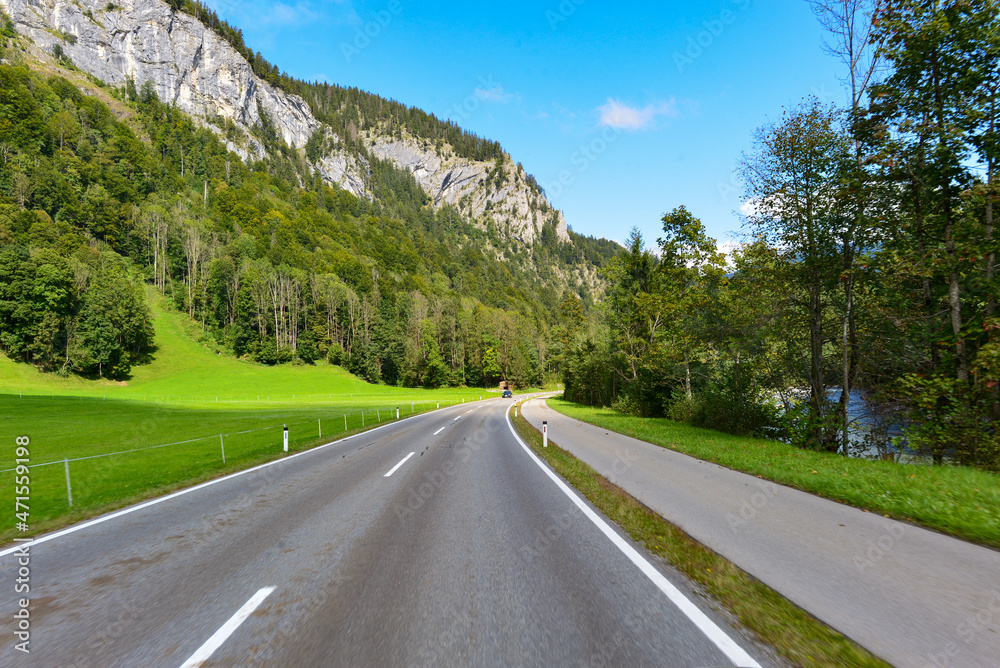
[0,289,483,403]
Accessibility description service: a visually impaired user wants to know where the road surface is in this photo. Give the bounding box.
[1,399,774,667]
[523,397,1000,668]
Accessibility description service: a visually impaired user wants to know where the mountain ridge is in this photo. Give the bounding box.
[0,0,570,244]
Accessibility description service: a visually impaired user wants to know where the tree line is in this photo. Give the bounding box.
[563,0,999,471]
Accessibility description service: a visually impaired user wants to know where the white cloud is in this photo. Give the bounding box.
[597,98,677,131]
[475,85,516,103]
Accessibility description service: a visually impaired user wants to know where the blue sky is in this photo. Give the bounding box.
[205,0,847,248]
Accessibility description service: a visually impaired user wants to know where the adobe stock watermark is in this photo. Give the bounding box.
[607,445,639,484]
[545,0,586,30]
[518,507,583,562]
[673,0,752,73]
[725,478,779,532]
[543,125,623,200]
[341,0,403,63]
[448,76,507,125]
[922,590,1000,668]
[852,522,905,573]
[393,419,500,521]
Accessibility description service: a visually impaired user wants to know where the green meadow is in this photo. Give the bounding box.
[0,297,498,544]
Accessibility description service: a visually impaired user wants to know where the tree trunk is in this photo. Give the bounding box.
[810,283,827,446]
[684,351,692,400]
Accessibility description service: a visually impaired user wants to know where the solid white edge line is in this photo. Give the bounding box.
[0,401,474,558]
[178,586,275,668]
[384,452,415,477]
[433,426,446,436]
[505,403,761,668]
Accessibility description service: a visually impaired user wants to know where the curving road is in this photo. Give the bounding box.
[1,399,773,667]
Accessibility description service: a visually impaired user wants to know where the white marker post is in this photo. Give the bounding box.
[411,402,414,414]
[220,434,225,463]
[514,403,518,417]
[318,419,322,438]
[396,407,400,419]
[64,458,73,507]
[344,415,347,431]
[543,421,548,448]
[283,425,289,452]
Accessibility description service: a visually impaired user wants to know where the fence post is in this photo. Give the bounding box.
[220,434,226,463]
[64,458,73,507]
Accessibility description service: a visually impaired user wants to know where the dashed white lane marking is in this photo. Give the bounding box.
[0,403,470,558]
[505,404,761,668]
[384,452,415,477]
[179,587,275,668]
[433,426,446,436]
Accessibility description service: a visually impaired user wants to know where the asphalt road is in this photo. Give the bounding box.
[1,398,773,667]
[523,398,1000,668]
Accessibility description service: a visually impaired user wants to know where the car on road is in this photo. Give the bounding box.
[502,389,513,398]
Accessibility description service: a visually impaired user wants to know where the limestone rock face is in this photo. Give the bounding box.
[368,136,569,244]
[1,0,570,244]
[1,0,317,154]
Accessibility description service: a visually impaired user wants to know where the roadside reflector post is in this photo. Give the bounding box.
[318,419,322,438]
[220,434,226,463]
[377,410,381,423]
[543,421,548,448]
[411,402,414,414]
[344,415,347,431]
[283,424,289,452]
[362,412,365,427]
[437,401,439,409]
[514,403,518,417]
[64,458,73,507]
[396,407,400,419]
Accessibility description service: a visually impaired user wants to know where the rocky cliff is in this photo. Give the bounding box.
[0,0,569,243]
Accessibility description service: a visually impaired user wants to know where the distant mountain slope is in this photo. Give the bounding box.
[0,0,570,244]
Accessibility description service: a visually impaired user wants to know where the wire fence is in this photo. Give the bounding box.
[2,390,499,404]
[1,395,488,538]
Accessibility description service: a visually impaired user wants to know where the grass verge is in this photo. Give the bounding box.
[546,399,1000,549]
[511,408,888,667]
[0,395,474,546]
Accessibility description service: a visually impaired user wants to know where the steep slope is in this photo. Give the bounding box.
[0,0,569,243]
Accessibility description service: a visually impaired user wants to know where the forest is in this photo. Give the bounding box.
[562,0,1000,471]
[0,14,618,389]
